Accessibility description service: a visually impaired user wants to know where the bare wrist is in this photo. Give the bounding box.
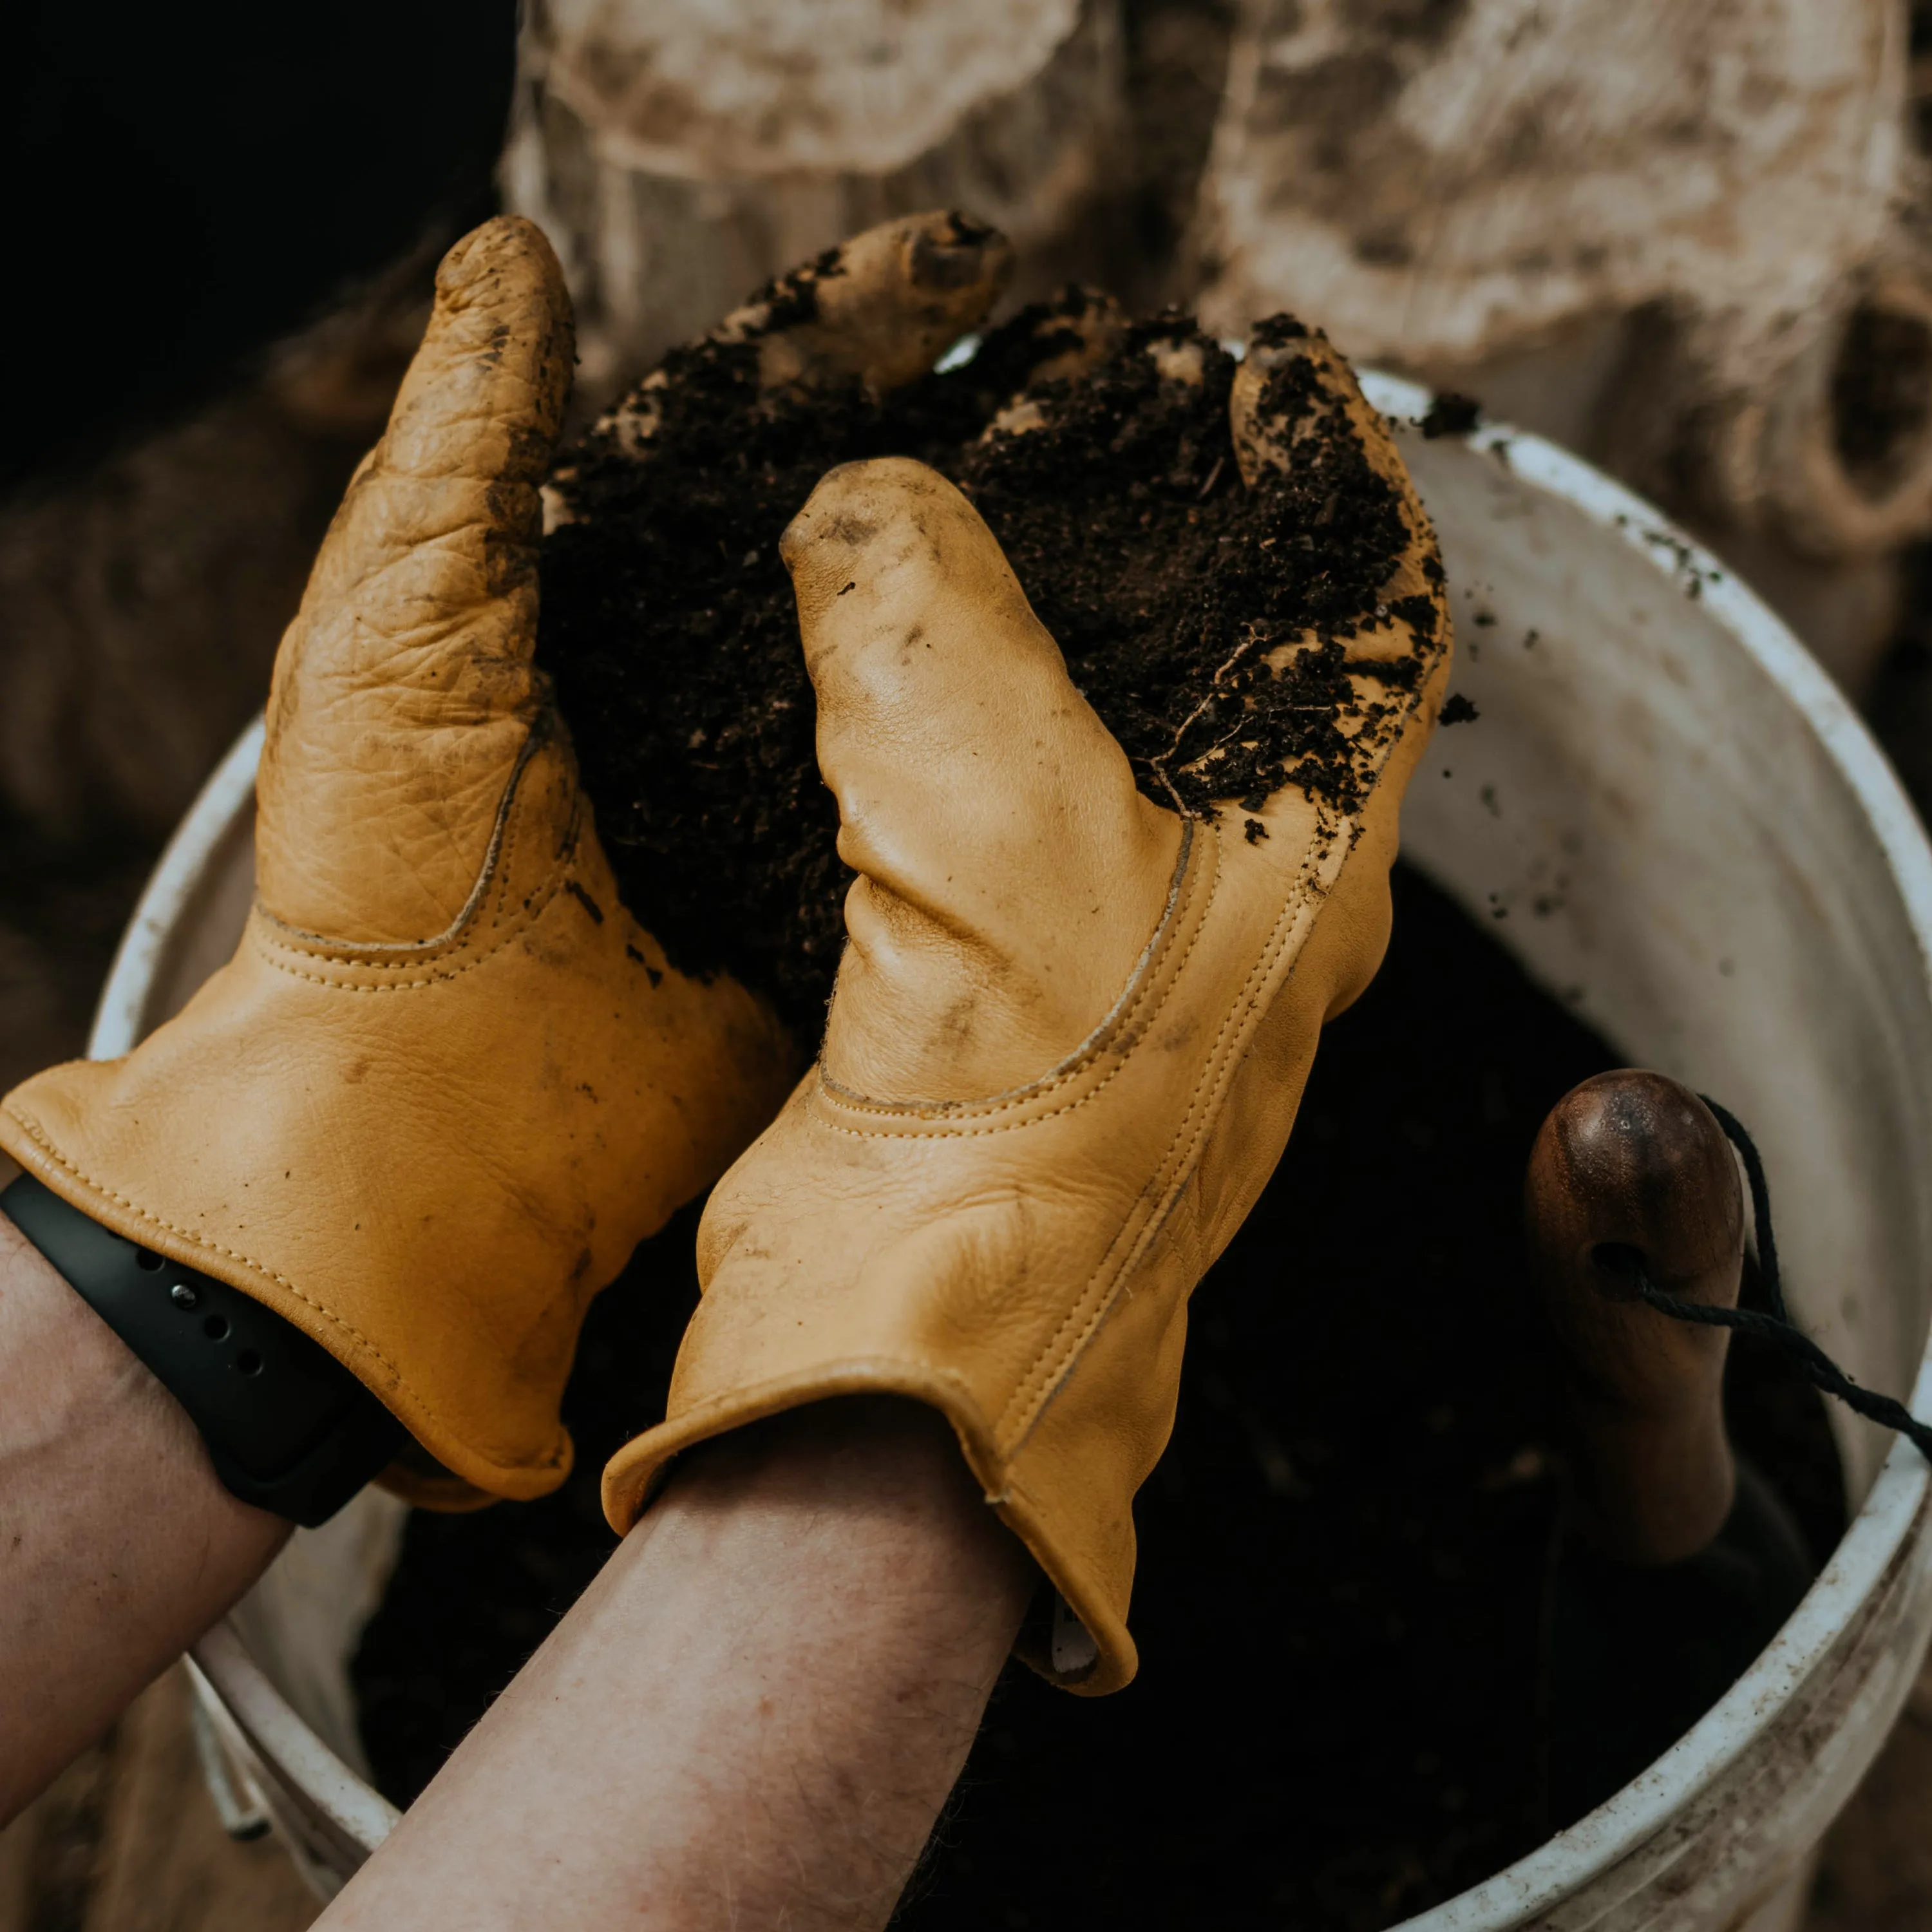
[661,1396,1037,1616]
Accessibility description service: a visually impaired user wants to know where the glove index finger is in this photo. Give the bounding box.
[547,211,1008,527]
[759,209,1014,395]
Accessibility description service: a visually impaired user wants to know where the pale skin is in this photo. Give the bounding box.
[0,1152,291,1814]
[0,1148,1034,1929]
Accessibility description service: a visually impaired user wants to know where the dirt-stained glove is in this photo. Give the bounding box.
[0,218,806,1506]
[601,333,1453,1690]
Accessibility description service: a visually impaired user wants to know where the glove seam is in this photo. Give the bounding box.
[250,793,582,990]
[809,617,1437,1135]
[0,1102,568,1482]
[252,717,581,976]
[999,659,1441,1446]
[996,817,1338,1443]
[811,823,1213,1132]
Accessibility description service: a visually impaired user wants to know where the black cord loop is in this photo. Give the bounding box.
[1630,1099,1932,1467]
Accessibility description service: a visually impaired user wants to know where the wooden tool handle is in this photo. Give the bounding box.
[1524,1070,1746,1564]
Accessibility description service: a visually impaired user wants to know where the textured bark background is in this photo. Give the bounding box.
[512,0,1932,688]
[504,0,1135,412]
[1190,0,1932,692]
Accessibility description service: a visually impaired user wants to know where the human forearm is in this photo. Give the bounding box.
[0,1154,289,1821]
[320,1397,1034,1932]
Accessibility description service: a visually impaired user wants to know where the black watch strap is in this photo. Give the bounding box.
[2,1173,404,1527]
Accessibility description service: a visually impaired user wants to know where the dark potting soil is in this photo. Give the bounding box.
[352,864,1846,1930]
[538,287,1432,1034]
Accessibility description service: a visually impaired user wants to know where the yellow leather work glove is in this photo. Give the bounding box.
[0,217,809,1506]
[602,332,1452,1689]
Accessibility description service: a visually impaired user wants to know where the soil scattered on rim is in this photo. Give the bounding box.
[538,285,1435,1034]
[1421,391,1483,440]
[352,866,1845,1929]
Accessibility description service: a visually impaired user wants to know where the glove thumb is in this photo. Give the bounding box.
[258,217,576,944]
[782,457,1180,1100]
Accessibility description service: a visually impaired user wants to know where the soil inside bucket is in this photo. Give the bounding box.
[352,862,1846,1930]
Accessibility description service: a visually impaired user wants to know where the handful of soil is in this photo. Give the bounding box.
[538,216,1439,1033]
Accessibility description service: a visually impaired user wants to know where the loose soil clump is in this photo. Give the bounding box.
[354,866,1844,1929]
[538,285,1429,1032]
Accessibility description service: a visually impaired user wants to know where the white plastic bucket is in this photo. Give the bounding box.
[93,376,1932,1924]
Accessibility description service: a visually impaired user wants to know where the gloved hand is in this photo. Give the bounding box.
[0,217,811,1506]
[601,332,1452,1689]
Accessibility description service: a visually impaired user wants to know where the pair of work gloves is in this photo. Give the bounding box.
[1,214,1448,1692]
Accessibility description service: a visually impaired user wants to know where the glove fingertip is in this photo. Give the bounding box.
[386,217,576,473]
[435,214,566,312]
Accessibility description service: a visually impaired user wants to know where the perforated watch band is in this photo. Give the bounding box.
[1,1173,403,1526]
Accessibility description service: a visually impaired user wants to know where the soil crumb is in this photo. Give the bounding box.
[538,294,1430,1033]
[1421,392,1483,439]
[353,866,1844,1928]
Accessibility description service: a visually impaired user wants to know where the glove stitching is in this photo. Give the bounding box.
[811,611,1439,1135]
[249,802,580,989]
[251,875,562,989]
[996,823,1338,1443]
[0,1106,570,1481]
[3,730,591,1483]
[252,715,574,969]
[999,665,1440,1446]
[813,825,1213,1132]
[479,766,583,942]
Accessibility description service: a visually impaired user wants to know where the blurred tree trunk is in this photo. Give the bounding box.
[502,0,1139,415]
[1193,0,1932,696]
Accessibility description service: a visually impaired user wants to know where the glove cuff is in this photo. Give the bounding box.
[599,1354,1144,1694]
